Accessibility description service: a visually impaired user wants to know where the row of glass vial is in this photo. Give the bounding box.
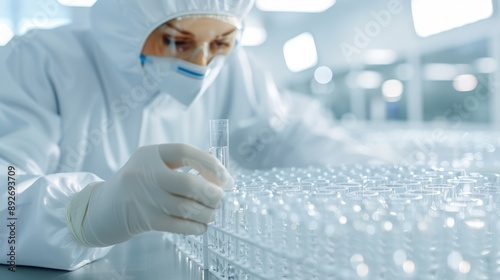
[175,165,500,279]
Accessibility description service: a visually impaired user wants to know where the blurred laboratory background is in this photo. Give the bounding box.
[1,0,499,127]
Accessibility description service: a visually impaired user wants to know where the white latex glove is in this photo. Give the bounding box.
[66,144,234,247]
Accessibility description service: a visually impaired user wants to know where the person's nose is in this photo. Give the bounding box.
[187,44,211,66]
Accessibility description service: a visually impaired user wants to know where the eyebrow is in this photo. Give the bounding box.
[219,28,238,38]
[165,22,193,36]
[164,22,237,38]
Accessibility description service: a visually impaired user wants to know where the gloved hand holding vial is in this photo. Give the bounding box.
[65,143,234,247]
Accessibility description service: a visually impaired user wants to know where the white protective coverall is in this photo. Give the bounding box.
[0,0,396,271]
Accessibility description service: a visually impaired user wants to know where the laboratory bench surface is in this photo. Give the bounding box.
[0,232,188,280]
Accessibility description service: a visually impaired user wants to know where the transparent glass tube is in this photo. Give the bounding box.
[425,184,457,203]
[207,119,230,275]
[379,183,407,194]
[334,182,362,193]
[365,186,393,199]
[209,119,229,168]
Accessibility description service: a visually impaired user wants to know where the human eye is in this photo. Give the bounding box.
[211,40,231,50]
[215,40,230,47]
[163,36,194,52]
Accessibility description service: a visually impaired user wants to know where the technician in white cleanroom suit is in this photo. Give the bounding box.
[0,0,397,271]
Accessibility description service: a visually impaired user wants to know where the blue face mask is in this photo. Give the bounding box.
[142,55,226,109]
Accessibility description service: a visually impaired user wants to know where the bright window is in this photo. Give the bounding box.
[256,0,336,13]
[283,33,318,72]
[411,0,493,37]
[58,0,97,8]
[0,21,14,46]
[241,26,267,47]
[0,0,72,44]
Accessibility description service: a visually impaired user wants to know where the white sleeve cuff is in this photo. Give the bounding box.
[0,172,113,270]
[66,181,103,248]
